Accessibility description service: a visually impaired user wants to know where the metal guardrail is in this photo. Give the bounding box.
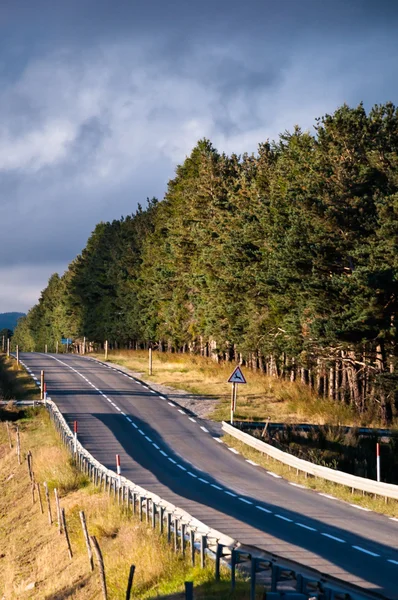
[1,392,389,598]
[222,421,398,501]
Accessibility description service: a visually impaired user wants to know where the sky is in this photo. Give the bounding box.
[1,0,398,313]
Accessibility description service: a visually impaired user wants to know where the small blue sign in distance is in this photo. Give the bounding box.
[61,338,72,345]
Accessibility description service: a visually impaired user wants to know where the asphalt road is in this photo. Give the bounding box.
[21,353,398,599]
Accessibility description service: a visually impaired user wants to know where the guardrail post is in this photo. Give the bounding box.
[167,512,172,542]
[271,564,279,592]
[174,518,178,552]
[139,497,144,521]
[152,502,156,528]
[200,535,206,568]
[146,498,150,523]
[181,523,186,555]
[190,529,195,565]
[160,506,165,533]
[215,543,223,580]
[184,581,193,600]
[231,548,237,590]
[133,492,137,515]
[296,573,304,592]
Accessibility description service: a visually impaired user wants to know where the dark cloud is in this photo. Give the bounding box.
[0,0,398,311]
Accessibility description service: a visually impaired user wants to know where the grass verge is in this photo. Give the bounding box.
[91,349,383,427]
[0,354,40,401]
[222,433,398,518]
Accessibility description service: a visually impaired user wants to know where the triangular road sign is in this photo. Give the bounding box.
[228,365,247,384]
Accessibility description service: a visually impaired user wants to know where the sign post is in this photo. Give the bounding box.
[227,365,247,426]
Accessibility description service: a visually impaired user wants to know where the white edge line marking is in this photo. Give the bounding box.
[225,491,237,497]
[168,402,176,407]
[200,426,209,432]
[352,546,380,557]
[389,518,398,522]
[267,471,282,478]
[198,478,209,484]
[211,484,222,490]
[214,438,223,443]
[388,559,398,565]
[178,409,186,414]
[321,533,346,543]
[349,504,371,512]
[289,482,306,489]
[319,493,337,500]
[228,447,239,454]
[187,472,197,478]
[189,417,196,422]
[159,396,166,400]
[296,522,317,531]
[246,460,258,466]
[256,506,272,513]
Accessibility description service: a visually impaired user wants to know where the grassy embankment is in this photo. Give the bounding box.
[92,350,398,518]
[0,357,255,599]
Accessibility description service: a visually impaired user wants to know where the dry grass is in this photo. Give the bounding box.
[93,349,370,426]
[0,355,40,401]
[0,408,258,599]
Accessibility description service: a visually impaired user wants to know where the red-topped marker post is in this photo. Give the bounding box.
[227,365,247,426]
[74,421,78,455]
[116,454,121,488]
[376,442,381,482]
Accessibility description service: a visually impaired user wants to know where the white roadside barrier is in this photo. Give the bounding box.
[222,421,398,501]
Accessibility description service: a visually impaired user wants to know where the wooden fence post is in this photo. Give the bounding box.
[61,508,73,559]
[43,482,52,525]
[79,511,94,571]
[54,489,62,534]
[16,427,21,465]
[125,565,136,600]
[90,535,108,600]
[5,422,12,449]
[36,483,44,514]
[27,451,34,481]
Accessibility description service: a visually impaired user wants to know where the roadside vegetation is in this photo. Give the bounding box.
[91,349,382,427]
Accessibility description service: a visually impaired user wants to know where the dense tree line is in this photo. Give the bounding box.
[14,103,398,422]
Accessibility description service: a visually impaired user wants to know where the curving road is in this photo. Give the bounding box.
[21,353,398,599]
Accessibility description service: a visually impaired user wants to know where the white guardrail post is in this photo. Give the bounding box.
[221,421,398,501]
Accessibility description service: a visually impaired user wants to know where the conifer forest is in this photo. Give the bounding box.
[14,103,398,422]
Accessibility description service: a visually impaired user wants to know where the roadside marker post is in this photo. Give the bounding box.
[45,344,48,353]
[376,442,381,482]
[40,370,45,400]
[74,421,78,455]
[105,340,108,361]
[7,338,10,358]
[149,346,153,376]
[116,454,121,488]
[43,383,47,403]
[16,345,19,367]
[227,366,247,426]
[56,340,59,354]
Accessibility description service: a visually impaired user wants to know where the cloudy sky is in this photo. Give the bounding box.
[1,0,398,313]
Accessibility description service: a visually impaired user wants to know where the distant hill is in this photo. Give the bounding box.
[0,312,25,331]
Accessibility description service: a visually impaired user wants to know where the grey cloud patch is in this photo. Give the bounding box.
[0,2,398,312]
